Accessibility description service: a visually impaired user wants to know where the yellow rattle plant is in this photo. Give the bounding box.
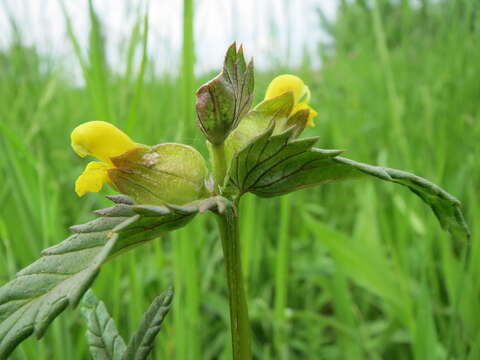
[0,43,470,360]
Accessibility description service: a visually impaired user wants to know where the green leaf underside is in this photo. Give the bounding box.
[123,287,173,360]
[226,126,470,243]
[0,196,228,358]
[81,290,127,360]
[196,42,254,144]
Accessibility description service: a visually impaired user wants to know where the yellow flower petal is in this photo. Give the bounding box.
[265,74,306,103]
[292,103,318,127]
[75,161,111,197]
[71,121,136,164]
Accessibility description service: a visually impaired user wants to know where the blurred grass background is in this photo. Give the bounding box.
[0,0,479,359]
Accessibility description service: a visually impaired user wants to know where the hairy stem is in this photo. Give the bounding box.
[216,207,252,360]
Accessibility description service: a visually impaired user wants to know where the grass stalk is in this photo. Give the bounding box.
[273,194,292,358]
[178,0,195,142]
[171,2,199,359]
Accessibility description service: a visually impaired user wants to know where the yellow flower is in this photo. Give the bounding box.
[264,74,317,127]
[71,121,137,196]
[71,121,208,205]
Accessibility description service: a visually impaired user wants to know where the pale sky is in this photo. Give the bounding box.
[0,0,337,75]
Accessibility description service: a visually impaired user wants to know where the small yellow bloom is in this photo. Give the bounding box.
[264,74,317,127]
[75,161,111,197]
[71,121,137,196]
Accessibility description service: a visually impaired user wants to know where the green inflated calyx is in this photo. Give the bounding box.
[108,143,209,205]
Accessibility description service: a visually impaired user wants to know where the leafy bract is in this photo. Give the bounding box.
[225,127,470,243]
[225,124,338,195]
[81,290,127,360]
[123,287,173,360]
[196,42,254,145]
[0,195,228,358]
[81,287,174,360]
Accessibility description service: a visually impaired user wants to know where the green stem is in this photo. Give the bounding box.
[211,142,228,192]
[216,208,252,360]
[212,141,252,359]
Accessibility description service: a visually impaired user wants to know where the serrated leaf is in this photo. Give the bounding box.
[225,124,343,195]
[0,232,118,358]
[196,42,254,144]
[0,196,228,358]
[123,287,173,360]
[331,156,471,243]
[81,290,126,360]
[226,128,470,243]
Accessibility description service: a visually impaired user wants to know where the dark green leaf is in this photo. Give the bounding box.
[0,196,228,358]
[225,124,342,195]
[81,290,126,360]
[196,42,254,144]
[123,287,173,360]
[226,127,470,243]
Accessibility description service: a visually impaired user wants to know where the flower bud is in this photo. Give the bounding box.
[196,43,254,145]
[108,143,209,205]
